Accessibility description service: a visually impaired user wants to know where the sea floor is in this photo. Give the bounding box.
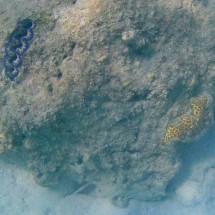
[1,128,215,215]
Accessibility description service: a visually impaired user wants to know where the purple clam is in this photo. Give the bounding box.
[16,38,29,55]
[1,18,35,80]
[4,67,20,81]
[8,37,23,50]
[30,20,36,29]
[17,18,35,29]
[3,51,17,64]
[2,58,14,70]
[24,28,34,41]
[4,40,21,55]
[16,18,22,26]
[9,26,28,41]
[12,54,22,68]
[3,47,13,58]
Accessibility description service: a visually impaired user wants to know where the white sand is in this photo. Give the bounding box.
[1,128,215,215]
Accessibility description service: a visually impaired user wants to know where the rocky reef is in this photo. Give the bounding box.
[0,0,215,208]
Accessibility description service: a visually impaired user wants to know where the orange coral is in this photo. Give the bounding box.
[162,95,209,144]
[180,115,196,131]
[163,125,182,144]
[191,96,208,119]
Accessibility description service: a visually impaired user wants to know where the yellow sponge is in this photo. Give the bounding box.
[162,95,209,144]
[163,125,182,144]
[191,96,208,119]
[180,115,196,131]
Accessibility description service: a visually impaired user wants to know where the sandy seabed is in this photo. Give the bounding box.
[1,127,215,215]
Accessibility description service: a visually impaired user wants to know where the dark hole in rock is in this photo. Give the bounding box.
[77,156,83,165]
[129,89,150,102]
[54,69,63,79]
[23,108,29,115]
[70,41,76,50]
[62,54,68,59]
[47,83,53,93]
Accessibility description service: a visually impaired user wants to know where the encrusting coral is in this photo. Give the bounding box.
[163,95,210,144]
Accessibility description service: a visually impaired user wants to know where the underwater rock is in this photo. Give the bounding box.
[0,0,215,208]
